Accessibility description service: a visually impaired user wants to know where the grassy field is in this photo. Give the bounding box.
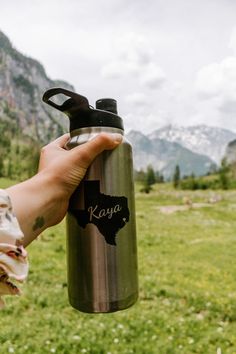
[1,179,236,353]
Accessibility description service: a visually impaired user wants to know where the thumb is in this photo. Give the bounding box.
[70,132,123,169]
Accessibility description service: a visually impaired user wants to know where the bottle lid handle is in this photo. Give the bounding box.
[42,88,89,113]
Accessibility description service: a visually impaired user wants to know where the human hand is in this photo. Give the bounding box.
[7,133,122,246]
[37,132,123,224]
[38,132,122,194]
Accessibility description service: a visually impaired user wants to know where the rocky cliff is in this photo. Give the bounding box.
[0,30,74,143]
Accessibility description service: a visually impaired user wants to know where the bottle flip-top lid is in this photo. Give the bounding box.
[42,88,124,132]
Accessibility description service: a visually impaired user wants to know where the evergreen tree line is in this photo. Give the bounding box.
[172,159,233,190]
[135,159,236,193]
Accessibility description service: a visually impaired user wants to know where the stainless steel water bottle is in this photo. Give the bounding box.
[42,88,138,313]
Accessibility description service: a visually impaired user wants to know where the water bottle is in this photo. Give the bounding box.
[42,88,138,313]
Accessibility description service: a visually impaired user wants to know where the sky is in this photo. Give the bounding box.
[1,0,236,133]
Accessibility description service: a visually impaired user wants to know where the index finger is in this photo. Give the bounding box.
[70,133,123,169]
[47,134,70,148]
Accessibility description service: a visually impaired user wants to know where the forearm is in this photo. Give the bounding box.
[6,172,61,247]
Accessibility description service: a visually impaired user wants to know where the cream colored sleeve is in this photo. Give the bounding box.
[0,189,28,308]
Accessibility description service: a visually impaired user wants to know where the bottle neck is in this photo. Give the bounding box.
[67,126,124,149]
[70,126,124,138]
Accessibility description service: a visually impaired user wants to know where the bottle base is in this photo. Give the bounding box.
[68,292,138,314]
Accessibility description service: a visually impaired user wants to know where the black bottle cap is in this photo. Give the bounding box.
[96,98,118,114]
[42,88,124,132]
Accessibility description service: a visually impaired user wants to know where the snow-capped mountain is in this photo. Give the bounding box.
[148,124,236,164]
[127,130,216,178]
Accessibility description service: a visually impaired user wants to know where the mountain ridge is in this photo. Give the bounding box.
[0,30,73,143]
[147,124,236,164]
[127,126,236,178]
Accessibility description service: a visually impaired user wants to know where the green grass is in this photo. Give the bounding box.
[1,179,236,353]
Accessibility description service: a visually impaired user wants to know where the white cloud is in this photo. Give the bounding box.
[125,92,148,106]
[101,33,151,78]
[140,63,166,90]
[195,57,236,102]
[194,43,236,130]
[119,33,152,65]
[195,62,224,98]
[101,32,166,90]
[101,59,140,79]
[229,27,236,54]
[124,111,170,133]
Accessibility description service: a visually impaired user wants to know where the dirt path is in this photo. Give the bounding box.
[156,203,213,214]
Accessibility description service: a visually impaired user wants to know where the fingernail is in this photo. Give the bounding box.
[111,133,123,144]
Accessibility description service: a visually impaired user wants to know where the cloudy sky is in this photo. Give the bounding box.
[1,0,236,133]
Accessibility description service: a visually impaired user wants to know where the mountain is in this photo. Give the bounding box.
[148,124,236,164]
[0,30,73,143]
[127,130,216,178]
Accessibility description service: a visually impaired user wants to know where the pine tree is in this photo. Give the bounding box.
[140,165,156,193]
[173,165,180,188]
[146,165,156,186]
[219,158,229,190]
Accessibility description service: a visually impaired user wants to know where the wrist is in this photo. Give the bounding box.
[6,171,65,247]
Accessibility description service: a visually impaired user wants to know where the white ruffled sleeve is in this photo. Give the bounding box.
[0,189,29,308]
